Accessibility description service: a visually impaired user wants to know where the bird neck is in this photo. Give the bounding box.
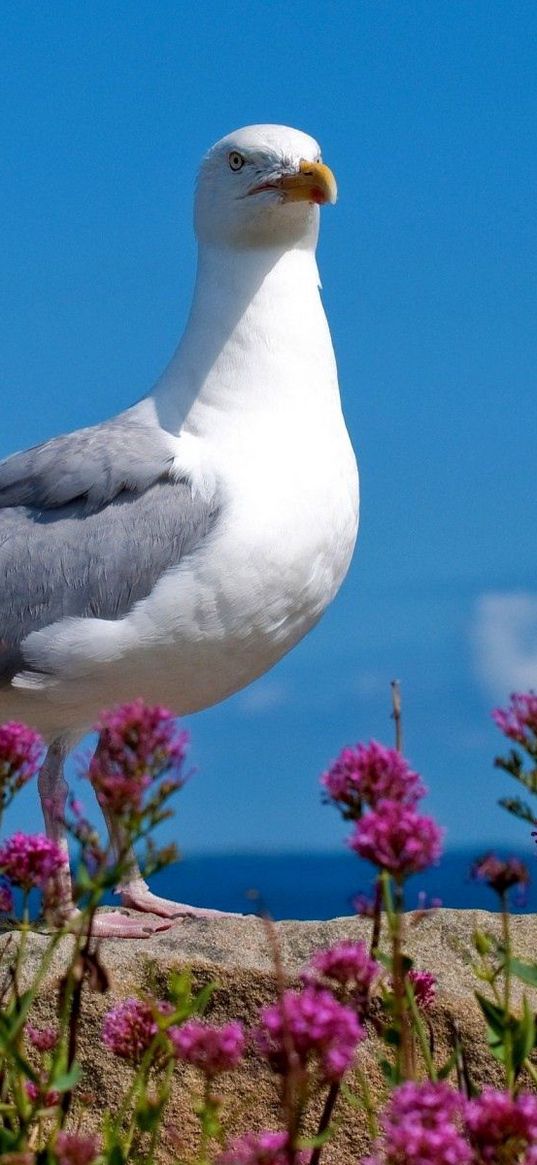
[151,241,335,431]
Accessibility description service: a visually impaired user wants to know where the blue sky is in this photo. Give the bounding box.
[2,1,536,859]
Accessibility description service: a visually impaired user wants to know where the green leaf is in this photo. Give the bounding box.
[473,929,494,957]
[437,1050,458,1079]
[192,981,217,1015]
[475,993,507,1036]
[383,1025,402,1048]
[475,993,508,1063]
[512,996,535,1077]
[73,862,93,891]
[507,957,537,988]
[498,797,536,825]
[0,1127,19,1150]
[379,1057,398,1085]
[135,1099,163,1133]
[298,1127,333,1149]
[168,968,192,1005]
[0,988,37,1042]
[50,1063,82,1092]
[108,1146,126,1165]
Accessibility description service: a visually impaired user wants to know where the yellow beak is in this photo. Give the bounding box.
[279,160,337,205]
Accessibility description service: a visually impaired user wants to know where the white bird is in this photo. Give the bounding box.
[0,124,359,935]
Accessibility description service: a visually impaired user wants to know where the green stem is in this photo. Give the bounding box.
[405,982,436,1080]
[501,893,514,1093]
[111,1036,162,1146]
[198,1077,218,1165]
[147,1059,174,1164]
[524,1057,537,1087]
[382,874,412,1081]
[354,1067,379,1140]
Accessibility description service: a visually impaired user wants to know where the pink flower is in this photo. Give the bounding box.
[0,833,67,892]
[308,941,379,1011]
[0,722,43,808]
[88,699,189,817]
[352,891,377,918]
[366,1081,471,1165]
[472,853,530,898]
[170,1019,245,1076]
[102,996,170,1062]
[0,880,13,913]
[216,1131,308,1164]
[257,985,364,1082]
[55,1133,100,1165]
[350,800,444,878]
[407,969,437,1012]
[464,1089,537,1162]
[26,1024,58,1052]
[25,1080,60,1107]
[322,740,426,817]
[493,692,537,745]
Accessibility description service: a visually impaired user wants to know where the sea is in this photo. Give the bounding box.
[145,848,537,920]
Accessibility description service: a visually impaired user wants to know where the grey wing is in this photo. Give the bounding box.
[0,410,220,683]
[0,404,177,513]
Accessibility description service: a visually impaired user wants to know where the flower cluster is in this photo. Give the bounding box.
[350,800,443,879]
[257,985,364,1082]
[366,1083,537,1165]
[88,699,189,817]
[323,738,442,882]
[353,891,377,918]
[0,880,13,913]
[54,1132,100,1165]
[307,940,379,1012]
[366,1081,470,1165]
[321,740,426,818]
[407,969,437,1012]
[216,1131,308,1164]
[493,691,537,747]
[102,996,172,1063]
[0,723,43,810]
[25,1024,58,1052]
[472,853,530,898]
[170,1019,245,1077]
[464,1089,537,1163]
[0,833,67,892]
[25,1080,60,1108]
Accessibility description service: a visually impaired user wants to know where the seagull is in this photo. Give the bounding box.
[0,124,359,936]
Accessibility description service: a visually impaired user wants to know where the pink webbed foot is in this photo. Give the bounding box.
[58,907,177,939]
[118,883,241,920]
[87,910,176,938]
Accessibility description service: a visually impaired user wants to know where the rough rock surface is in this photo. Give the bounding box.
[3,908,537,1162]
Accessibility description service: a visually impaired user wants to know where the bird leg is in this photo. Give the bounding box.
[100,804,239,920]
[38,739,173,938]
[38,738,76,924]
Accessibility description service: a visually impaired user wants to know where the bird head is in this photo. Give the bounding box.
[194,124,337,250]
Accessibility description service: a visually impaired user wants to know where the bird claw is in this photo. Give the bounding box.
[118,885,241,920]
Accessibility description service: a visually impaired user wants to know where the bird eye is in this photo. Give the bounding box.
[228,151,245,171]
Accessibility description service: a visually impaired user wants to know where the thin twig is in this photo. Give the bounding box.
[390,680,403,753]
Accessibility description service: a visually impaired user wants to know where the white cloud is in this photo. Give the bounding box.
[236,679,289,715]
[472,592,537,699]
[349,670,389,698]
